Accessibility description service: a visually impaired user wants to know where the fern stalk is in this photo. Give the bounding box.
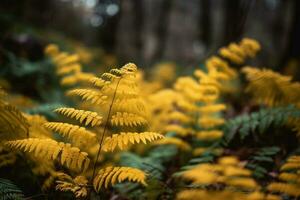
[91,78,122,181]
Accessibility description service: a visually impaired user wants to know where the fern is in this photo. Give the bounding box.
[153,137,191,151]
[242,66,300,106]
[93,166,147,191]
[267,155,300,197]
[56,174,89,198]
[54,107,102,126]
[67,88,108,105]
[57,63,81,75]
[246,146,280,178]
[24,103,64,119]
[89,77,111,88]
[219,38,260,64]
[0,104,30,140]
[0,87,7,98]
[6,138,90,171]
[119,145,177,180]
[223,105,300,144]
[0,178,24,200]
[102,132,163,152]
[176,151,215,172]
[110,112,147,127]
[41,62,162,196]
[44,122,97,144]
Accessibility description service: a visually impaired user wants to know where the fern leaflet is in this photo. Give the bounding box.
[55,107,102,126]
[6,138,90,171]
[102,132,164,152]
[223,105,300,144]
[93,166,147,191]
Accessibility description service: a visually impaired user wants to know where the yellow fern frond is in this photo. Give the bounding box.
[61,72,95,86]
[44,44,59,56]
[240,38,261,57]
[278,173,299,183]
[242,66,300,106]
[44,122,96,144]
[102,132,164,152]
[0,104,29,140]
[206,56,237,79]
[153,137,191,151]
[164,124,195,136]
[41,171,67,191]
[56,54,80,67]
[24,114,52,139]
[267,182,300,197]
[198,116,225,128]
[55,107,102,126]
[56,175,89,198]
[225,177,258,190]
[196,130,223,141]
[89,77,111,88]
[193,147,223,156]
[67,89,108,105]
[52,52,68,64]
[168,111,192,123]
[219,38,260,64]
[110,112,147,127]
[93,166,146,191]
[0,87,7,98]
[6,138,90,171]
[198,104,226,113]
[113,98,146,114]
[57,63,81,75]
[60,74,78,86]
[101,72,121,80]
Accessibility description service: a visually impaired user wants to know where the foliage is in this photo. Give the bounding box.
[246,146,281,179]
[1,36,300,200]
[223,105,300,144]
[0,178,25,200]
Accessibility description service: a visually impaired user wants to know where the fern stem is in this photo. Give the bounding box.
[91,78,122,181]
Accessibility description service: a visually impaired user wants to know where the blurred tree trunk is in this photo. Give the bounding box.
[200,0,211,48]
[163,0,202,66]
[279,0,300,71]
[140,0,171,67]
[115,0,142,64]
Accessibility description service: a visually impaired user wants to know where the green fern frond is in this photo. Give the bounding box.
[66,89,108,105]
[6,138,90,171]
[246,146,280,178]
[111,112,147,127]
[93,166,147,191]
[102,132,164,152]
[55,107,102,126]
[0,178,24,200]
[223,105,300,144]
[44,122,96,144]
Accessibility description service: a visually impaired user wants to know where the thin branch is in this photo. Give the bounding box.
[91,78,122,181]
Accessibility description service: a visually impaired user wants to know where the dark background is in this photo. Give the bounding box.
[0,0,299,70]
